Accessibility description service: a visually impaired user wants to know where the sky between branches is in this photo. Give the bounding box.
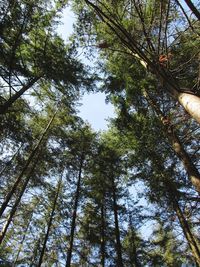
[57,6,115,131]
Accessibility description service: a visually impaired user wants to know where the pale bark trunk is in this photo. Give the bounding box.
[143,89,200,193]
[178,92,200,124]
[66,155,84,267]
[85,0,200,125]
[37,177,62,267]
[0,110,57,217]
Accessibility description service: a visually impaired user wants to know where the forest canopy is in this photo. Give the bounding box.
[0,0,200,266]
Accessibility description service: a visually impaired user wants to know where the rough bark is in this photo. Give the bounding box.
[111,177,124,267]
[66,155,84,267]
[0,110,57,217]
[37,177,62,267]
[0,76,40,114]
[143,89,200,193]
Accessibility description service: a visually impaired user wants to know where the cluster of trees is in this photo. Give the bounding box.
[0,0,199,266]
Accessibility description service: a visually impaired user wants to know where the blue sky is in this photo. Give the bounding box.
[57,6,115,131]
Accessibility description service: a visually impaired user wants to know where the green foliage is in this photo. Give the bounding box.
[0,0,199,266]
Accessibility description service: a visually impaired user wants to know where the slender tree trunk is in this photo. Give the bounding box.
[143,89,200,193]
[128,214,140,267]
[184,0,200,20]
[130,231,140,267]
[111,178,123,267]
[65,155,84,267]
[100,200,105,267]
[14,209,34,266]
[37,176,62,267]
[167,183,200,265]
[84,0,200,125]
[31,238,41,267]
[0,76,40,114]
[0,156,39,244]
[0,110,57,217]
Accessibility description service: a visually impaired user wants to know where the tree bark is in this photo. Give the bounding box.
[100,200,105,267]
[65,155,84,267]
[0,156,39,244]
[0,76,40,114]
[143,89,200,193]
[177,92,200,124]
[111,177,124,267]
[167,183,200,265]
[84,0,200,125]
[37,176,62,267]
[184,0,200,20]
[128,214,140,267]
[0,110,57,217]
[13,208,35,266]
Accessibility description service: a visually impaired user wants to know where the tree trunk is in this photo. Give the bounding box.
[128,214,140,267]
[143,89,200,193]
[65,155,84,267]
[184,0,200,20]
[0,110,57,217]
[13,208,35,266]
[0,156,39,244]
[177,92,200,124]
[167,184,200,265]
[100,200,105,267]
[84,0,200,125]
[0,76,40,114]
[37,176,62,267]
[111,178,124,267]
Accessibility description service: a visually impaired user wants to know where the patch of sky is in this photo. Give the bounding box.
[57,5,115,131]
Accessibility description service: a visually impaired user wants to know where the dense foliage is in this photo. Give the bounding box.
[0,0,199,266]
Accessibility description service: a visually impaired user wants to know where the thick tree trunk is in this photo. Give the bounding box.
[143,89,200,193]
[85,0,200,125]
[111,178,124,267]
[37,177,62,267]
[0,110,57,217]
[0,157,39,244]
[100,201,105,267]
[177,92,200,124]
[184,0,200,20]
[167,184,200,265]
[0,76,40,114]
[66,155,84,267]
